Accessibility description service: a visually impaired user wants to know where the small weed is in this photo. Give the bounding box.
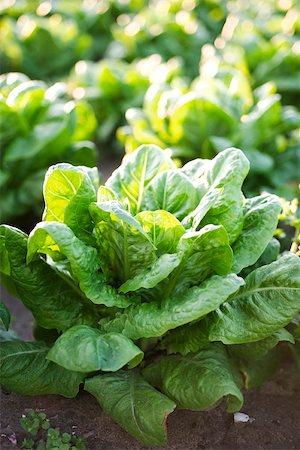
[20,410,86,450]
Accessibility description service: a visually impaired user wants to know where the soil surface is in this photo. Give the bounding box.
[1,290,300,450]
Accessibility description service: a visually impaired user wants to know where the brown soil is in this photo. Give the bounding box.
[1,291,300,450]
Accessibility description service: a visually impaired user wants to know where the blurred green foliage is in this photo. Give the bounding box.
[0,72,96,225]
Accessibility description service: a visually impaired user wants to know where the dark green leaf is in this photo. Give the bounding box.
[84,370,176,445]
[207,254,300,344]
[143,344,243,413]
[0,340,84,396]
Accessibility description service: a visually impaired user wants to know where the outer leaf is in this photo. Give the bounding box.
[0,340,84,396]
[47,325,143,372]
[232,194,281,273]
[199,148,250,243]
[105,144,176,214]
[43,163,98,245]
[0,225,95,331]
[0,302,10,331]
[102,274,244,339]
[207,254,300,344]
[229,328,294,362]
[84,370,176,446]
[143,344,243,413]
[135,210,185,255]
[27,222,134,308]
[90,201,156,284]
[119,253,181,293]
[141,170,200,220]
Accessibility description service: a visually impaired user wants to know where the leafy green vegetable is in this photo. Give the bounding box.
[143,344,243,413]
[0,340,84,396]
[207,254,300,344]
[1,145,299,445]
[47,325,143,372]
[0,74,96,226]
[119,68,299,197]
[84,370,176,446]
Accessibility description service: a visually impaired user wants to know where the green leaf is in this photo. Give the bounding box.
[27,222,134,308]
[169,95,235,151]
[229,328,294,362]
[232,194,281,273]
[159,322,210,356]
[118,253,181,293]
[200,148,250,243]
[141,170,200,220]
[90,201,156,285]
[0,225,95,331]
[43,163,98,245]
[143,344,243,413]
[207,254,300,344]
[47,325,143,372]
[237,348,280,389]
[0,340,84,396]
[181,187,223,230]
[135,210,185,255]
[105,144,176,215]
[0,302,10,331]
[169,224,233,295]
[84,370,176,446]
[102,274,244,339]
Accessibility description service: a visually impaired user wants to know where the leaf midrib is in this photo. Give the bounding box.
[1,348,47,362]
[232,285,300,302]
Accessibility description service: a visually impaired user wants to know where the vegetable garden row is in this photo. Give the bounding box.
[0,0,299,448]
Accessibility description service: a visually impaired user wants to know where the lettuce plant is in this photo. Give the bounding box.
[119,68,300,197]
[1,145,300,445]
[0,72,97,225]
[111,0,227,79]
[67,55,181,148]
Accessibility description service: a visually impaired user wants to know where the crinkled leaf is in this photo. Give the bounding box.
[90,201,156,284]
[105,144,176,214]
[119,253,181,293]
[232,194,281,273]
[43,163,98,245]
[143,344,243,413]
[169,225,233,295]
[0,340,84,396]
[141,170,200,220]
[199,148,250,243]
[160,322,210,356]
[0,225,95,331]
[27,222,134,308]
[47,325,143,372]
[84,370,176,446]
[207,254,300,344]
[229,328,294,362]
[0,302,10,331]
[102,274,244,339]
[135,210,185,255]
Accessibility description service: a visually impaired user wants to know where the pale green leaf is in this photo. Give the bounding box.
[47,325,143,372]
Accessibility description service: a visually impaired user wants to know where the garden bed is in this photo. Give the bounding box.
[1,290,300,450]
